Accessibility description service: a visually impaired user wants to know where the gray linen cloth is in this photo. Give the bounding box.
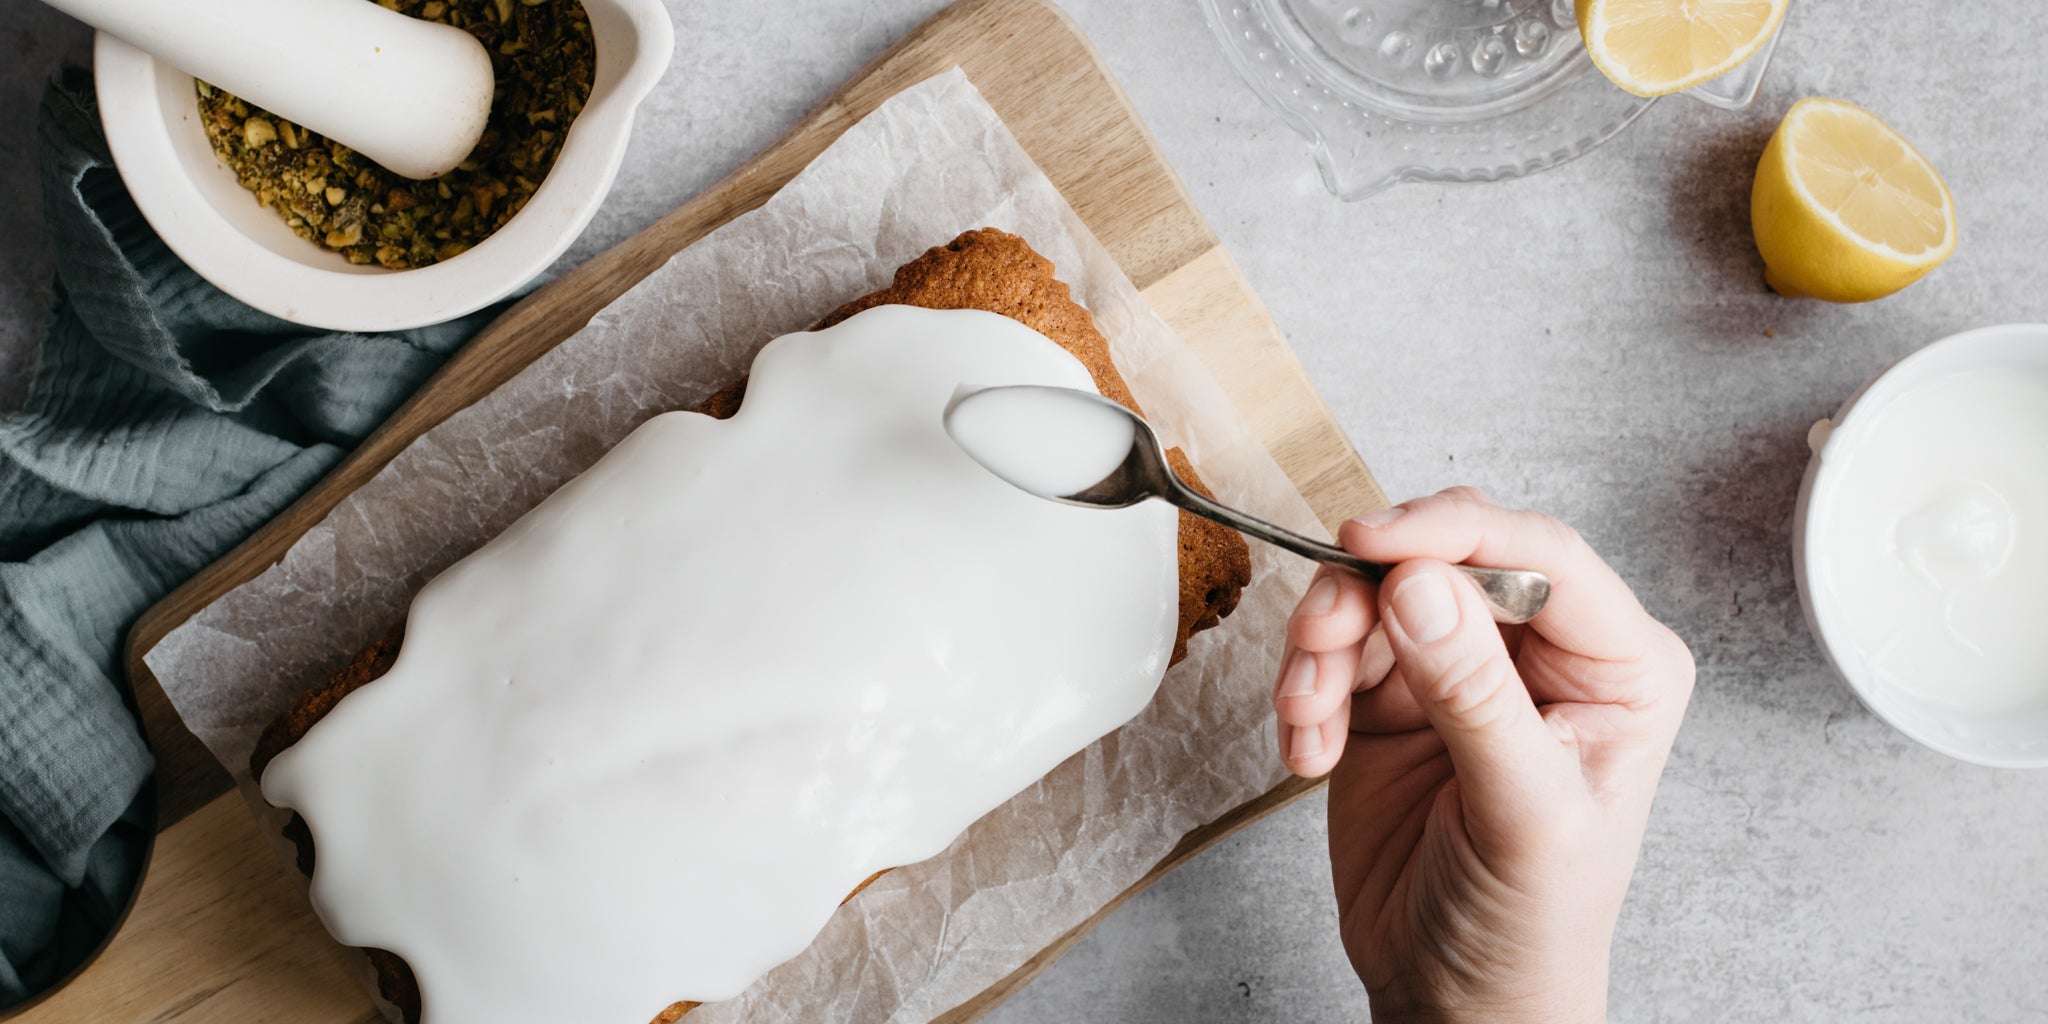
[0,68,513,1005]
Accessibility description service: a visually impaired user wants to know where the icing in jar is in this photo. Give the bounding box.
[1810,366,2048,713]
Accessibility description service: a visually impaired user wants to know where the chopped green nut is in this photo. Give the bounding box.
[242,117,277,148]
[194,0,594,270]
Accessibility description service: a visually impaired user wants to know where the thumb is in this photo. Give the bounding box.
[1380,561,1574,837]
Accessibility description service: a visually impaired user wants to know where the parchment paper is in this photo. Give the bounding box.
[144,69,1324,1023]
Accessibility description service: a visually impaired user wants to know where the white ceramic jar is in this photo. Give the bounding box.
[1795,323,2048,767]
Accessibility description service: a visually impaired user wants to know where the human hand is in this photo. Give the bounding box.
[1270,488,1694,1023]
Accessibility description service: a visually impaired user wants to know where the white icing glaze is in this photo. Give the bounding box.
[258,305,1180,1023]
[1815,366,2048,711]
[944,384,1136,499]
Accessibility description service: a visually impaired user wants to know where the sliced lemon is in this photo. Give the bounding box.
[1751,97,1957,303]
[1576,0,1789,97]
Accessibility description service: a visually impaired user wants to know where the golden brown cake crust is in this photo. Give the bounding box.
[249,228,1253,1024]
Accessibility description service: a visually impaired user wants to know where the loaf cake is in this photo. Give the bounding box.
[250,228,1252,1023]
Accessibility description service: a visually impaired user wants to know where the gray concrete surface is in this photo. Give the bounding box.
[3,1,2046,1021]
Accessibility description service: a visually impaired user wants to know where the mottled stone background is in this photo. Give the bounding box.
[1,1,2042,1020]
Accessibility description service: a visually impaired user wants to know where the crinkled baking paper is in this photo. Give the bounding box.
[144,69,1322,1024]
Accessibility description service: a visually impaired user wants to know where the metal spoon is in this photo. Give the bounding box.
[945,386,1551,624]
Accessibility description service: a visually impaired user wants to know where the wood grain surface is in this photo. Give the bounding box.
[29,0,1388,1020]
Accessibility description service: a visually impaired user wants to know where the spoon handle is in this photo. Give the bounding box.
[1166,484,1551,624]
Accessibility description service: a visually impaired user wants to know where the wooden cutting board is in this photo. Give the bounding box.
[13,0,1386,1020]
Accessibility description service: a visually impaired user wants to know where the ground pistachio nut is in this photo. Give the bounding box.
[196,0,594,270]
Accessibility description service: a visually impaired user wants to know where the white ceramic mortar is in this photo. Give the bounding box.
[92,0,673,332]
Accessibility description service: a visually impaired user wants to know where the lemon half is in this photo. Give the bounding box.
[1577,0,1789,98]
[1751,97,1957,303]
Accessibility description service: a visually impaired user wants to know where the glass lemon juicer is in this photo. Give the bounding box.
[1201,0,1785,198]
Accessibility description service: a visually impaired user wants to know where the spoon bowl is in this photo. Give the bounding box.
[946,385,1552,624]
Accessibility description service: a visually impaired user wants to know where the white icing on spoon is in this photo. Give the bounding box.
[944,383,1137,500]
[258,304,1180,1023]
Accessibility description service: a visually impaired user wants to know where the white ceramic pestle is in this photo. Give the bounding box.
[46,0,494,179]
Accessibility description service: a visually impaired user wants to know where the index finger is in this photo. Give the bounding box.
[1337,492,1658,663]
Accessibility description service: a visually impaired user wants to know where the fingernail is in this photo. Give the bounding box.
[1278,650,1318,699]
[1297,575,1339,617]
[1390,572,1459,644]
[1291,724,1324,759]
[1350,506,1405,529]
